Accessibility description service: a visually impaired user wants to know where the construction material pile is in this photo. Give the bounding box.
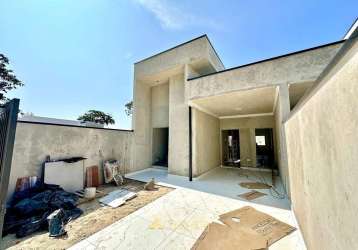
[3,182,82,238]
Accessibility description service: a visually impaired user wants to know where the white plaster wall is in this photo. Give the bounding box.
[168,73,189,176]
[8,122,133,199]
[189,43,342,100]
[192,108,220,176]
[285,36,358,249]
[151,83,169,128]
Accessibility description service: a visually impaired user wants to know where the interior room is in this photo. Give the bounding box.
[152,127,169,167]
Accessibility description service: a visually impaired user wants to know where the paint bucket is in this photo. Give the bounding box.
[84,187,96,199]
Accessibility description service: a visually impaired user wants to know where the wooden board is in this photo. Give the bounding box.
[239,182,272,189]
[86,166,99,187]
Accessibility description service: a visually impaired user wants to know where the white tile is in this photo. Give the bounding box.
[68,240,96,250]
[156,231,196,250]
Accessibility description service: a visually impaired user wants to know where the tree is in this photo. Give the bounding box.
[125,101,133,116]
[78,110,115,125]
[0,54,23,103]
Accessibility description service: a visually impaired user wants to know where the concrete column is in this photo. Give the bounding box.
[275,84,291,196]
[132,79,152,171]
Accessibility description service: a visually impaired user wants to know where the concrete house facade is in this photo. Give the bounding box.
[132,33,344,194]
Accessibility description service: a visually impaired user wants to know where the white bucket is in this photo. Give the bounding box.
[84,187,96,199]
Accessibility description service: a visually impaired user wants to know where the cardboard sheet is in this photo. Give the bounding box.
[192,206,296,250]
[239,182,272,189]
[239,190,267,201]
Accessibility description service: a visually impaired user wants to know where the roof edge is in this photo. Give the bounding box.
[188,39,345,81]
[134,34,224,68]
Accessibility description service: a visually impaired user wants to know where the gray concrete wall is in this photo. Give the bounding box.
[285,35,358,249]
[188,43,342,100]
[274,84,291,195]
[151,83,169,128]
[8,122,133,199]
[192,108,220,176]
[132,79,152,171]
[168,73,189,176]
[220,116,276,168]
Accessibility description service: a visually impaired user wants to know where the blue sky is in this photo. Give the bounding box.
[0,0,356,129]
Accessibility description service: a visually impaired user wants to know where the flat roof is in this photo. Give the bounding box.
[188,39,344,81]
[134,34,224,68]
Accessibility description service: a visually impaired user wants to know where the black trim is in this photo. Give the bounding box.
[189,106,192,182]
[188,39,345,81]
[134,34,225,68]
[17,120,134,132]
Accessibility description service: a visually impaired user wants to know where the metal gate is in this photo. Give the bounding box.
[0,99,19,239]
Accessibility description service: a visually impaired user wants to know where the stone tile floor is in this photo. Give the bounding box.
[69,167,306,250]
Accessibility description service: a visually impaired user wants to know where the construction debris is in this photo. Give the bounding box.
[99,189,137,208]
[192,206,296,250]
[239,182,272,189]
[238,190,267,201]
[144,178,156,191]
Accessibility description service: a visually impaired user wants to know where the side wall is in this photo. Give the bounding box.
[192,108,220,176]
[7,122,133,199]
[285,36,358,249]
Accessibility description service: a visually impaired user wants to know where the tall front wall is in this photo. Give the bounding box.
[8,122,134,199]
[168,73,189,176]
[285,37,358,249]
[192,108,220,176]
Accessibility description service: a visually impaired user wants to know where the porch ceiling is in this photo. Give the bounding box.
[190,86,277,118]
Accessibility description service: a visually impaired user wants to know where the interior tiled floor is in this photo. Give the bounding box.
[69,167,306,250]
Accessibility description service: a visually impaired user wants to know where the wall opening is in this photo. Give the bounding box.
[255,128,275,169]
[152,128,169,167]
[222,129,240,167]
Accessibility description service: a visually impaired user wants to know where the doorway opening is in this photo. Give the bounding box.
[222,129,240,167]
[152,128,169,167]
[255,128,274,169]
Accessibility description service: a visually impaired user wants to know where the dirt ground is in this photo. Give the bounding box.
[2,179,173,250]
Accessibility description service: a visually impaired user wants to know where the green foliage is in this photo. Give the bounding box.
[125,101,133,116]
[0,54,23,103]
[78,110,115,125]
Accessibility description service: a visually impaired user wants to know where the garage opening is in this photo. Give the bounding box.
[222,129,240,167]
[255,128,274,169]
[152,128,169,167]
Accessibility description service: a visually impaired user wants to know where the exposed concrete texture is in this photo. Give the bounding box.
[151,83,169,128]
[274,84,291,195]
[168,74,189,176]
[220,116,274,130]
[132,80,152,171]
[285,35,358,250]
[192,108,220,176]
[135,36,223,81]
[7,122,133,199]
[188,43,342,100]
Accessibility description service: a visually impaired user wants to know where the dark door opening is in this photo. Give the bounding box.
[222,129,240,167]
[255,128,274,169]
[152,128,169,167]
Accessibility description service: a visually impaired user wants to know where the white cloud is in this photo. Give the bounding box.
[133,0,220,30]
